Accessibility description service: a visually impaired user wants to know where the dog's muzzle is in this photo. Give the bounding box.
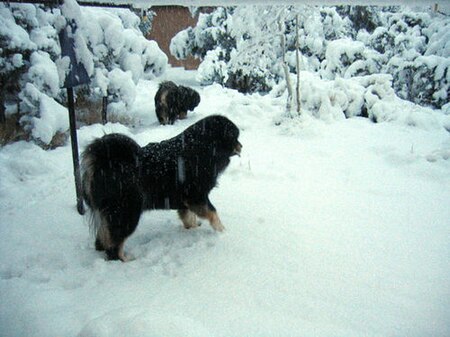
[233,141,242,157]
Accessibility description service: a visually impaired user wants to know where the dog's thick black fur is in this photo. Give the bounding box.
[82,115,242,261]
[154,81,201,125]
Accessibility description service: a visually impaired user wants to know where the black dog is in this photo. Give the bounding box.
[82,115,242,261]
[154,81,201,125]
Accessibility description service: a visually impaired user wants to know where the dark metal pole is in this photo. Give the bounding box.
[102,95,108,125]
[67,87,85,215]
[0,90,5,124]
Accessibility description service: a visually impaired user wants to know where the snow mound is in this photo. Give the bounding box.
[78,307,213,337]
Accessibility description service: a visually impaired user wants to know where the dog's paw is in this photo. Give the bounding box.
[183,221,201,230]
[211,222,225,232]
[119,252,136,263]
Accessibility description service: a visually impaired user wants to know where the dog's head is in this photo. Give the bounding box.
[194,115,242,158]
[179,86,201,111]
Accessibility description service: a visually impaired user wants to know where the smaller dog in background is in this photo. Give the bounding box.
[154,81,201,125]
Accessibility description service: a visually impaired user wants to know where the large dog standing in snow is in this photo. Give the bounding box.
[81,115,242,261]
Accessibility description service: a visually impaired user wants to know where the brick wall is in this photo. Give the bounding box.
[147,6,201,70]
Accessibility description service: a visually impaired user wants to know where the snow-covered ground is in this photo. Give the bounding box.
[1,68,449,337]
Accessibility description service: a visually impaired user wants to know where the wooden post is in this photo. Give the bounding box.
[67,87,85,215]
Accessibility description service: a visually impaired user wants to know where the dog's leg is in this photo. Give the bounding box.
[95,236,106,251]
[168,107,178,125]
[95,239,104,251]
[178,209,200,229]
[189,200,224,232]
[117,241,134,262]
[93,215,127,260]
[94,213,111,251]
[100,194,141,262]
[117,242,128,262]
[178,110,187,119]
[98,224,123,261]
[105,236,136,262]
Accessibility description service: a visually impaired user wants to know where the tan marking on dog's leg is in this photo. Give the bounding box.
[206,211,225,232]
[97,222,112,250]
[190,206,225,232]
[178,209,199,229]
[117,242,127,262]
[117,241,134,262]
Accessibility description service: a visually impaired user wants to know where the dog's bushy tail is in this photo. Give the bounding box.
[81,147,95,209]
[81,134,141,237]
[81,140,102,236]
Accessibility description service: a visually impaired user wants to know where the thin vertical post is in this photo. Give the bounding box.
[295,14,301,116]
[102,95,107,124]
[278,15,293,115]
[67,87,85,215]
[0,93,5,124]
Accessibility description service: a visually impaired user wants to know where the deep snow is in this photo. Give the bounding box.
[0,68,449,337]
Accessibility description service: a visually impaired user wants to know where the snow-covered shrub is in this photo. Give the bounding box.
[172,5,448,110]
[278,70,446,131]
[171,6,355,93]
[0,0,167,146]
[19,83,69,146]
[57,0,167,109]
[388,55,450,109]
[172,7,250,90]
[171,7,236,61]
[292,72,395,121]
[171,6,354,94]
[337,6,382,34]
[171,6,283,93]
[0,4,50,115]
[320,38,382,79]
[378,10,449,109]
[104,68,136,119]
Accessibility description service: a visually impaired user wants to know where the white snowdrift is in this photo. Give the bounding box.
[0,68,449,337]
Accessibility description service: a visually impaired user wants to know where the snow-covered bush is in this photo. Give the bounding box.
[388,55,450,108]
[320,38,382,79]
[171,6,355,93]
[172,5,448,109]
[0,0,167,146]
[283,71,395,121]
[381,12,449,109]
[171,6,355,94]
[171,6,279,93]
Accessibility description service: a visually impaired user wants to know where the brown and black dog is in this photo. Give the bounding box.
[81,115,242,261]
